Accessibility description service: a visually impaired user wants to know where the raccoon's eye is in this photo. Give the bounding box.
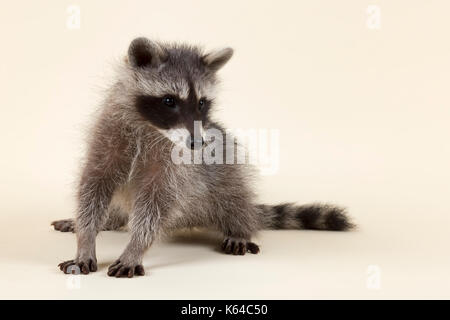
[198,98,206,111]
[163,96,175,107]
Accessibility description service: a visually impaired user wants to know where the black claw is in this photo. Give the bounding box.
[115,267,125,278]
[232,242,240,255]
[135,265,145,276]
[247,242,260,254]
[225,242,232,254]
[107,267,117,277]
[80,262,89,274]
[89,259,97,272]
[238,242,246,255]
[107,262,145,278]
[221,238,260,255]
[221,239,229,251]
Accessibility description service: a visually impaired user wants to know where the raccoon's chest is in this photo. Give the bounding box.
[161,170,214,229]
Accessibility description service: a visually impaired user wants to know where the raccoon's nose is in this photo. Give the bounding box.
[187,136,205,150]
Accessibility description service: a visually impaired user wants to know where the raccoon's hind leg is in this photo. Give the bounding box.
[219,203,261,255]
[51,206,128,233]
[51,219,75,232]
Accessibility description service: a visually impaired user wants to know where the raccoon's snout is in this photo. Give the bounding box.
[186,135,205,150]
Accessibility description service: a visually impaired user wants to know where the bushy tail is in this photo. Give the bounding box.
[257,203,354,231]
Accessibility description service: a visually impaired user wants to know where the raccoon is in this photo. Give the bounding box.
[53,37,354,278]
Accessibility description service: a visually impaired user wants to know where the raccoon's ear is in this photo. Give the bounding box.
[128,37,167,68]
[202,47,233,72]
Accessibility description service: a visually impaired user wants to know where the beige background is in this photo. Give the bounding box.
[0,0,449,299]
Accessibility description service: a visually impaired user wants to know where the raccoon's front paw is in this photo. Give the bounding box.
[221,238,260,255]
[58,257,97,275]
[107,259,145,278]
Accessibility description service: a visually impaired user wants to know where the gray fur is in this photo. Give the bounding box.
[55,38,353,278]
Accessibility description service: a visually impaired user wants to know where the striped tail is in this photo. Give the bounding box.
[257,203,354,231]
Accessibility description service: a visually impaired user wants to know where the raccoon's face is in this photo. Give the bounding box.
[126,37,233,149]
